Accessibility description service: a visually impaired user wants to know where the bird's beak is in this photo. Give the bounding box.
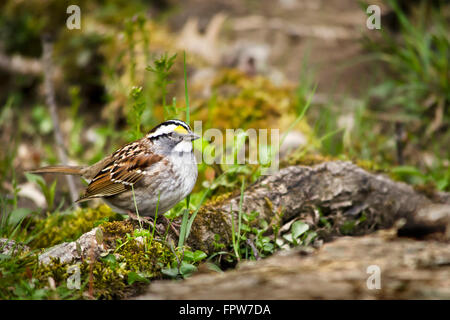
[185,133,200,141]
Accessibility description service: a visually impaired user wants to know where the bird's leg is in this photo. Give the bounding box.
[162,216,180,237]
[127,211,154,227]
[127,211,181,238]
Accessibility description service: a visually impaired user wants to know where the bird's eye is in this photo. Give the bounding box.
[169,131,178,139]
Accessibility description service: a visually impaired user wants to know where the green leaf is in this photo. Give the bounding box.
[340,220,356,235]
[95,228,103,245]
[7,208,32,226]
[177,208,190,248]
[205,262,223,273]
[127,271,150,285]
[391,166,425,178]
[101,254,118,270]
[291,221,309,239]
[47,179,57,209]
[183,250,194,262]
[303,231,318,246]
[161,267,179,278]
[24,172,46,187]
[282,233,294,244]
[192,250,207,262]
[0,253,10,260]
[180,262,197,277]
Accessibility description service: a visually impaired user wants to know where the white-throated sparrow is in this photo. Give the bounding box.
[31,119,199,217]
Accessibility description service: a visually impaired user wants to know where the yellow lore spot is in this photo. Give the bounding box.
[173,125,188,134]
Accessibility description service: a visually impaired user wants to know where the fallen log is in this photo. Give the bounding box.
[36,161,450,263]
[136,229,450,299]
[187,161,450,254]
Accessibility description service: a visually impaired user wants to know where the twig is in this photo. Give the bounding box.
[41,34,79,207]
[0,50,43,75]
[395,122,405,165]
[246,238,261,261]
[88,237,95,299]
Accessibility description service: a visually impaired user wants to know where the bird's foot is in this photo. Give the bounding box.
[162,216,180,237]
[127,211,154,227]
[127,212,181,238]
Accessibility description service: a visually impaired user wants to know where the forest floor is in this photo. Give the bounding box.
[0,0,449,300]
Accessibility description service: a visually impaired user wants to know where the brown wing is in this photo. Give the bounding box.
[76,144,163,202]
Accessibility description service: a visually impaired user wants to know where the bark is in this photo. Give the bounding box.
[0,51,43,75]
[187,161,450,254]
[136,229,450,300]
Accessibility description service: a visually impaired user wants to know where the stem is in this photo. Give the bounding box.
[230,202,239,261]
[149,192,161,246]
[41,35,79,207]
[178,206,190,249]
[183,51,190,124]
[185,189,209,240]
[131,184,142,230]
[237,177,245,251]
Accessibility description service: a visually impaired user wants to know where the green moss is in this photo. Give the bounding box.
[204,192,233,207]
[33,256,130,299]
[281,152,384,175]
[30,204,120,249]
[101,220,134,248]
[1,218,186,299]
[413,182,439,199]
[188,206,231,253]
[281,153,336,168]
[263,197,274,213]
[30,220,176,299]
[193,69,312,133]
[354,159,384,173]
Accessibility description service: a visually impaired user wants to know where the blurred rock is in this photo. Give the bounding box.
[17,182,47,208]
[0,239,29,256]
[223,42,270,76]
[177,13,227,65]
[279,130,307,159]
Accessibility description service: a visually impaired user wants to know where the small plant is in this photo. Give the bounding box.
[127,86,146,141]
[230,177,245,260]
[363,0,449,154]
[161,248,207,279]
[281,220,317,247]
[391,163,450,192]
[68,86,84,158]
[146,52,178,119]
[24,173,57,211]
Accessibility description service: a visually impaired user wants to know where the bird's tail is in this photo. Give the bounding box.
[28,165,85,176]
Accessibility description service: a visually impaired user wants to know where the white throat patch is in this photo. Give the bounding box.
[173,140,193,153]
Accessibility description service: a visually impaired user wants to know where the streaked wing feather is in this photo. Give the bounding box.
[77,150,162,201]
[76,170,128,201]
[110,167,143,185]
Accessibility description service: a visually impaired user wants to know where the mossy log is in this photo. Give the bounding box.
[188,161,450,254]
[37,161,450,263]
